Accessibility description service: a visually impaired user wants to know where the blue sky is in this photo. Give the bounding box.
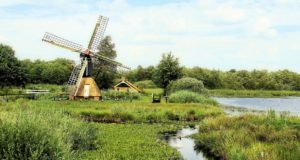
[0,0,299,72]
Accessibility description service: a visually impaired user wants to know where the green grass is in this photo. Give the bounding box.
[169,90,217,105]
[0,97,222,159]
[0,104,98,159]
[3,84,300,159]
[81,123,181,160]
[193,111,300,160]
[6,100,222,123]
[143,88,163,95]
[210,89,300,97]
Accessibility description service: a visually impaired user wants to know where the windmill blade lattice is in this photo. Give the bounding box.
[42,32,83,52]
[88,15,109,53]
[93,54,130,70]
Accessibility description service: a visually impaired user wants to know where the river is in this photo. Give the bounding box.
[214,97,300,115]
[162,126,212,160]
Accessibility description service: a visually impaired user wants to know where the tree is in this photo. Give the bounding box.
[183,67,223,89]
[21,58,73,84]
[124,65,156,82]
[93,36,118,89]
[153,52,183,95]
[0,44,27,87]
[41,58,73,84]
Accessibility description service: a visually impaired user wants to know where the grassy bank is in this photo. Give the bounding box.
[0,105,98,159]
[210,89,300,97]
[4,100,222,123]
[0,98,222,159]
[193,111,300,160]
[0,102,182,159]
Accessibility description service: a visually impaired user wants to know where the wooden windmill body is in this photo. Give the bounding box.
[42,15,130,100]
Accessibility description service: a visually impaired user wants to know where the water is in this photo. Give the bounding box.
[214,97,300,115]
[162,126,208,160]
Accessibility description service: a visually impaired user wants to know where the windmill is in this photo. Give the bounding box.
[42,15,130,100]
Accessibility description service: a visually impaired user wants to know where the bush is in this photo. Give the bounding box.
[169,90,217,105]
[134,80,157,89]
[194,112,300,160]
[165,111,180,121]
[0,107,98,159]
[0,112,70,159]
[102,89,140,100]
[167,77,208,95]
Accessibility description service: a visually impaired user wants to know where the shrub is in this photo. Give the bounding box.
[169,90,217,105]
[167,77,208,95]
[102,89,140,100]
[194,113,300,160]
[165,111,180,121]
[0,112,70,159]
[0,108,98,159]
[134,80,157,89]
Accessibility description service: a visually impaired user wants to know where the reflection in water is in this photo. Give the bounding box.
[215,97,300,116]
[162,126,208,160]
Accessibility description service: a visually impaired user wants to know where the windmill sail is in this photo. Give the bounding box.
[88,15,109,53]
[94,54,130,70]
[42,14,130,100]
[72,59,88,96]
[42,32,83,52]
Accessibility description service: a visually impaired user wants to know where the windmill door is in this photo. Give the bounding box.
[84,84,90,98]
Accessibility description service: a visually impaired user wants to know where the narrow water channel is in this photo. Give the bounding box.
[162,126,209,160]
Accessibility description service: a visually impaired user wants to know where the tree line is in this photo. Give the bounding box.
[124,65,300,91]
[2,42,300,91]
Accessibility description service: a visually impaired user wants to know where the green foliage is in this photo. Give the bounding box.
[93,36,118,89]
[183,68,300,91]
[134,80,157,89]
[168,90,217,105]
[101,89,140,100]
[183,67,223,89]
[21,58,73,84]
[210,89,300,97]
[0,44,27,87]
[83,124,181,160]
[125,65,156,82]
[0,106,98,159]
[194,112,300,160]
[167,77,208,95]
[153,53,183,94]
[16,100,222,124]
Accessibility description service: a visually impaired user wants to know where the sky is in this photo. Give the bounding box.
[0,0,299,72]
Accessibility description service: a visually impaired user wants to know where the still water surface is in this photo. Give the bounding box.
[162,126,209,160]
[215,97,300,115]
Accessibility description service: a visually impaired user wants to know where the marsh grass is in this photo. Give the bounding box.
[81,123,181,160]
[101,89,141,100]
[169,90,218,105]
[0,103,98,159]
[193,111,300,160]
[15,100,222,124]
[210,89,300,97]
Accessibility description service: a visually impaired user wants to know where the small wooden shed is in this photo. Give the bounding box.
[114,79,142,93]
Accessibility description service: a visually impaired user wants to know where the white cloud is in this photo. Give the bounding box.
[0,0,299,72]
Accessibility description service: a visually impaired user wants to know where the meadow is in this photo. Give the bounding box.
[1,85,300,159]
[0,87,222,160]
